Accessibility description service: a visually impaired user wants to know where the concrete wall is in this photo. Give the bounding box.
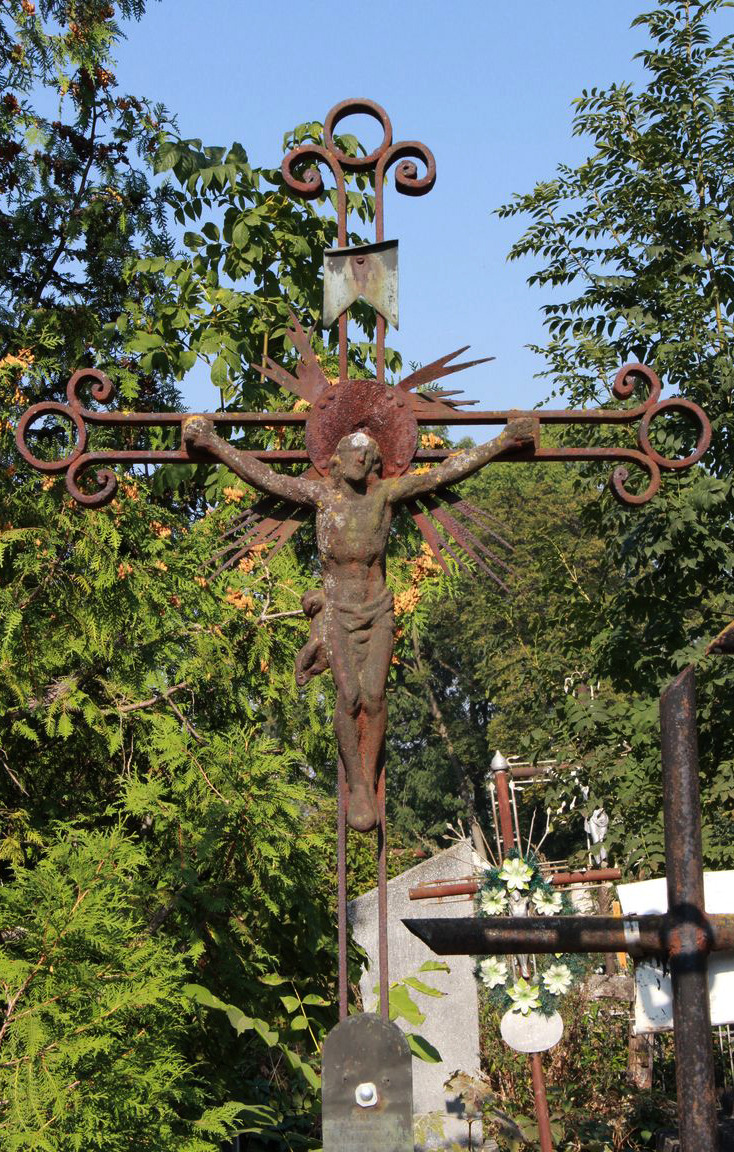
[349,842,483,1149]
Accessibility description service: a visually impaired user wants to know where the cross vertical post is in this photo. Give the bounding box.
[490,751,554,1152]
[660,667,717,1151]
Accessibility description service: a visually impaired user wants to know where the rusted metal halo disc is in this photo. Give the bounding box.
[306,379,417,477]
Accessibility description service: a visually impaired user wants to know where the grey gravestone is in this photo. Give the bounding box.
[349,842,484,1150]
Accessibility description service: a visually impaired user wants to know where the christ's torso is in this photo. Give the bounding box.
[316,480,393,605]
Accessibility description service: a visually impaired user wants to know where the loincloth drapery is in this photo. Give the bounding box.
[327,586,394,669]
[295,586,394,685]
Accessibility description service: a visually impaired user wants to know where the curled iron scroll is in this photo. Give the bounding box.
[322,98,393,170]
[281,99,436,246]
[541,363,711,504]
[15,369,123,505]
[611,363,710,502]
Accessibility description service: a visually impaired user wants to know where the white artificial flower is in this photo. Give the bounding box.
[531,887,563,915]
[479,957,508,990]
[479,887,508,916]
[543,963,573,996]
[499,857,534,892]
[507,977,541,1016]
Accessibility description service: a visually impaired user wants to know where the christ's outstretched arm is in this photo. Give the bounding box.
[387,416,537,504]
[183,416,321,506]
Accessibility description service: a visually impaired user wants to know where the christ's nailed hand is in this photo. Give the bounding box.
[503,416,537,450]
[182,415,213,450]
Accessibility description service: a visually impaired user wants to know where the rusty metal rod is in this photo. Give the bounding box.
[494,765,515,858]
[660,667,718,1152]
[507,764,552,779]
[18,397,708,433]
[409,881,479,900]
[408,868,622,902]
[35,404,697,428]
[551,868,621,886]
[402,913,734,957]
[530,1051,554,1152]
[377,765,389,1020]
[337,757,348,1021]
[489,757,554,1149]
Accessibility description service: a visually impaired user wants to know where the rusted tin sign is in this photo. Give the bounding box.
[321,1013,413,1152]
[323,240,398,328]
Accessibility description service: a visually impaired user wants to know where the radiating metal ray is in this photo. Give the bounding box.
[422,498,511,582]
[253,313,329,405]
[399,347,493,394]
[405,502,451,575]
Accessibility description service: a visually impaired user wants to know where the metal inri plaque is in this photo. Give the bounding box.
[323,240,399,328]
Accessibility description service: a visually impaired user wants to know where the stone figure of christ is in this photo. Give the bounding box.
[183,414,535,832]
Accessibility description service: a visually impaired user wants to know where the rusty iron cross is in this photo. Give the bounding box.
[16,99,713,1024]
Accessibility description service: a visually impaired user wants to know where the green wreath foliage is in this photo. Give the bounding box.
[474,850,586,1019]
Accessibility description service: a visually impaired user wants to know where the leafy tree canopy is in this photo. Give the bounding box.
[388,0,734,874]
[0,3,427,1148]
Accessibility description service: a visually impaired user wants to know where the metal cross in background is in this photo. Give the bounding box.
[15,99,713,1069]
[406,653,734,1152]
[409,754,622,1152]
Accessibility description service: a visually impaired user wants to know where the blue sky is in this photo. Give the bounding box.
[110,1,724,415]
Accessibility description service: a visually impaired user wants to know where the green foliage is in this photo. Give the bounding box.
[480,989,676,1151]
[0,827,248,1150]
[0,0,178,414]
[494,0,734,874]
[0,4,400,1147]
[391,0,734,874]
[386,454,605,858]
[382,961,449,1061]
[0,437,353,1146]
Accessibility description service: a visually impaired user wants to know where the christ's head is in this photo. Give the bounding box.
[330,431,382,484]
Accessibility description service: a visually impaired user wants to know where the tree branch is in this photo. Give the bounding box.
[111,682,189,715]
[166,695,206,745]
[30,98,99,311]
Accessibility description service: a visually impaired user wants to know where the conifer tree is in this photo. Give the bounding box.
[0,4,398,1148]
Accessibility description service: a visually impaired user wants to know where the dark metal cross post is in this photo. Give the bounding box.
[405,661,731,1152]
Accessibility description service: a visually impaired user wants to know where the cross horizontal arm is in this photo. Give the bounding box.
[403,912,734,959]
[14,361,712,509]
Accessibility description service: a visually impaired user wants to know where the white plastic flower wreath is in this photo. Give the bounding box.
[474,853,581,1017]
